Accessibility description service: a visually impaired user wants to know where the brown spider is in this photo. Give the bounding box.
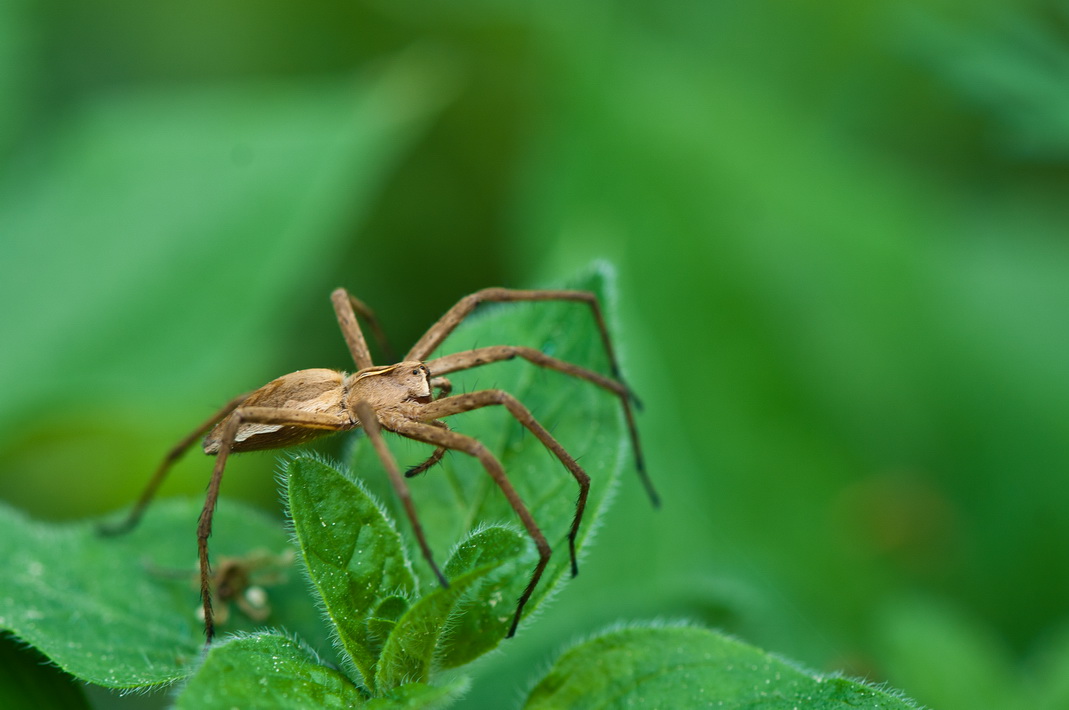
[102,287,656,642]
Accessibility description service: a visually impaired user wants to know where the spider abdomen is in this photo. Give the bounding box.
[203,369,349,454]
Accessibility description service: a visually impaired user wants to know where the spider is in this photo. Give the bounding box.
[102,287,657,642]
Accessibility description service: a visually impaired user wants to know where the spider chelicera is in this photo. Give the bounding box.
[102,287,657,641]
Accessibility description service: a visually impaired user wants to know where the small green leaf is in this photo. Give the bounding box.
[374,531,524,694]
[436,525,532,668]
[523,624,922,710]
[366,595,411,658]
[286,455,417,690]
[364,678,469,709]
[175,632,364,709]
[0,498,319,688]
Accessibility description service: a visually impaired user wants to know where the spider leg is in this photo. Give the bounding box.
[405,447,447,477]
[425,346,658,506]
[381,413,551,638]
[98,392,251,537]
[419,390,589,577]
[352,400,449,590]
[430,376,453,398]
[404,289,624,379]
[331,288,394,369]
[403,379,454,477]
[196,406,352,643]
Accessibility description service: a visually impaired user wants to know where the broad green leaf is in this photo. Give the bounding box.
[0,635,89,710]
[347,265,635,633]
[0,498,323,687]
[524,624,922,710]
[374,531,524,694]
[436,525,532,668]
[287,456,417,690]
[175,632,364,709]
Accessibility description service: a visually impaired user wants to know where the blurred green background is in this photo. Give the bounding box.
[2,0,1069,708]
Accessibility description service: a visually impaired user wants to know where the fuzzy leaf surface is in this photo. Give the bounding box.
[0,499,320,687]
[287,456,417,690]
[175,633,363,709]
[374,527,525,693]
[523,624,922,710]
[435,525,532,668]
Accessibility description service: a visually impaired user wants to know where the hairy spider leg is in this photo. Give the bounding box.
[379,413,551,638]
[197,406,352,641]
[425,345,657,506]
[331,288,395,370]
[406,288,624,377]
[405,288,657,506]
[352,400,448,589]
[404,378,454,477]
[418,389,590,578]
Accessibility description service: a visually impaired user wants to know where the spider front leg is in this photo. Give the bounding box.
[405,288,624,378]
[352,400,449,590]
[196,405,352,642]
[407,287,658,506]
[381,412,552,638]
[425,345,657,506]
[417,390,589,577]
[404,378,453,478]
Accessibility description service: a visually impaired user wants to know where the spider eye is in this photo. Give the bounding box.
[413,369,421,376]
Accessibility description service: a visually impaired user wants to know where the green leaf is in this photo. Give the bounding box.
[286,455,417,690]
[347,264,634,631]
[0,498,323,688]
[436,525,532,668]
[175,632,364,709]
[523,624,922,710]
[374,529,524,694]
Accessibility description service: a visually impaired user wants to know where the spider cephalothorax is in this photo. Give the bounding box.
[103,286,656,641]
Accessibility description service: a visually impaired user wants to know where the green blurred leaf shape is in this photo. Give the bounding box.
[875,597,1020,710]
[0,47,452,449]
[375,526,527,694]
[286,456,417,690]
[524,624,922,710]
[0,499,320,688]
[0,635,90,710]
[346,263,631,628]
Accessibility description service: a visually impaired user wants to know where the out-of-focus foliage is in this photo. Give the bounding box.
[1,0,1067,708]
